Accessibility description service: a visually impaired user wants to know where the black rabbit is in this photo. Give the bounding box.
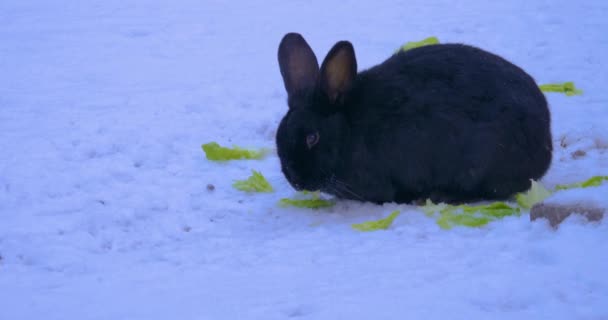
[275,33,552,204]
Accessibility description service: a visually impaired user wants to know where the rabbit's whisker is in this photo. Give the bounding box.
[326,175,365,201]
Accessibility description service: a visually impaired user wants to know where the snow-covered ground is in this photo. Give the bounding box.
[1,0,607,319]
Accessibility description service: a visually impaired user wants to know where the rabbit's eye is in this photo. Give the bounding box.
[306,132,320,149]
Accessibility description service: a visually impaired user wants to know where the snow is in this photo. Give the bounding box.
[1,0,607,319]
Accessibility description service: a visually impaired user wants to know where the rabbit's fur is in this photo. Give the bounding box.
[276,33,552,204]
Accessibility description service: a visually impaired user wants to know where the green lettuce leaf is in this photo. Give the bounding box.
[581,176,608,187]
[279,192,335,209]
[395,36,440,53]
[515,180,553,209]
[202,142,267,161]
[233,170,273,192]
[422,201,520,230]
[419,176,607,230]
[352,210,401,232]
[555,175,608,190]
[436,213,491,229]
[279,198,335,209]
[539,82,583,96]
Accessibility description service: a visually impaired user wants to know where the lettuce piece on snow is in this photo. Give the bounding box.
[436,212,491,230]
[539,82,583,96]
[352,210,401,232]
[458,202,520,219]
[279,192,335,209]
[233,170,273,193]
[581,176,608,187]
[202,142,267,161]
[555,175,608,190]
[395,36,439,53]
[422,201,520,230]
[279,198,335,209]
[515,180,553,209]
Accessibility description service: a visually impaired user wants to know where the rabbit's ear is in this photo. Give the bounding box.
[320,41,357,104]
[278,33,320,97]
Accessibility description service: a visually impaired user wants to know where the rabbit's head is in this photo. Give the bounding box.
[276,33,356,191]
